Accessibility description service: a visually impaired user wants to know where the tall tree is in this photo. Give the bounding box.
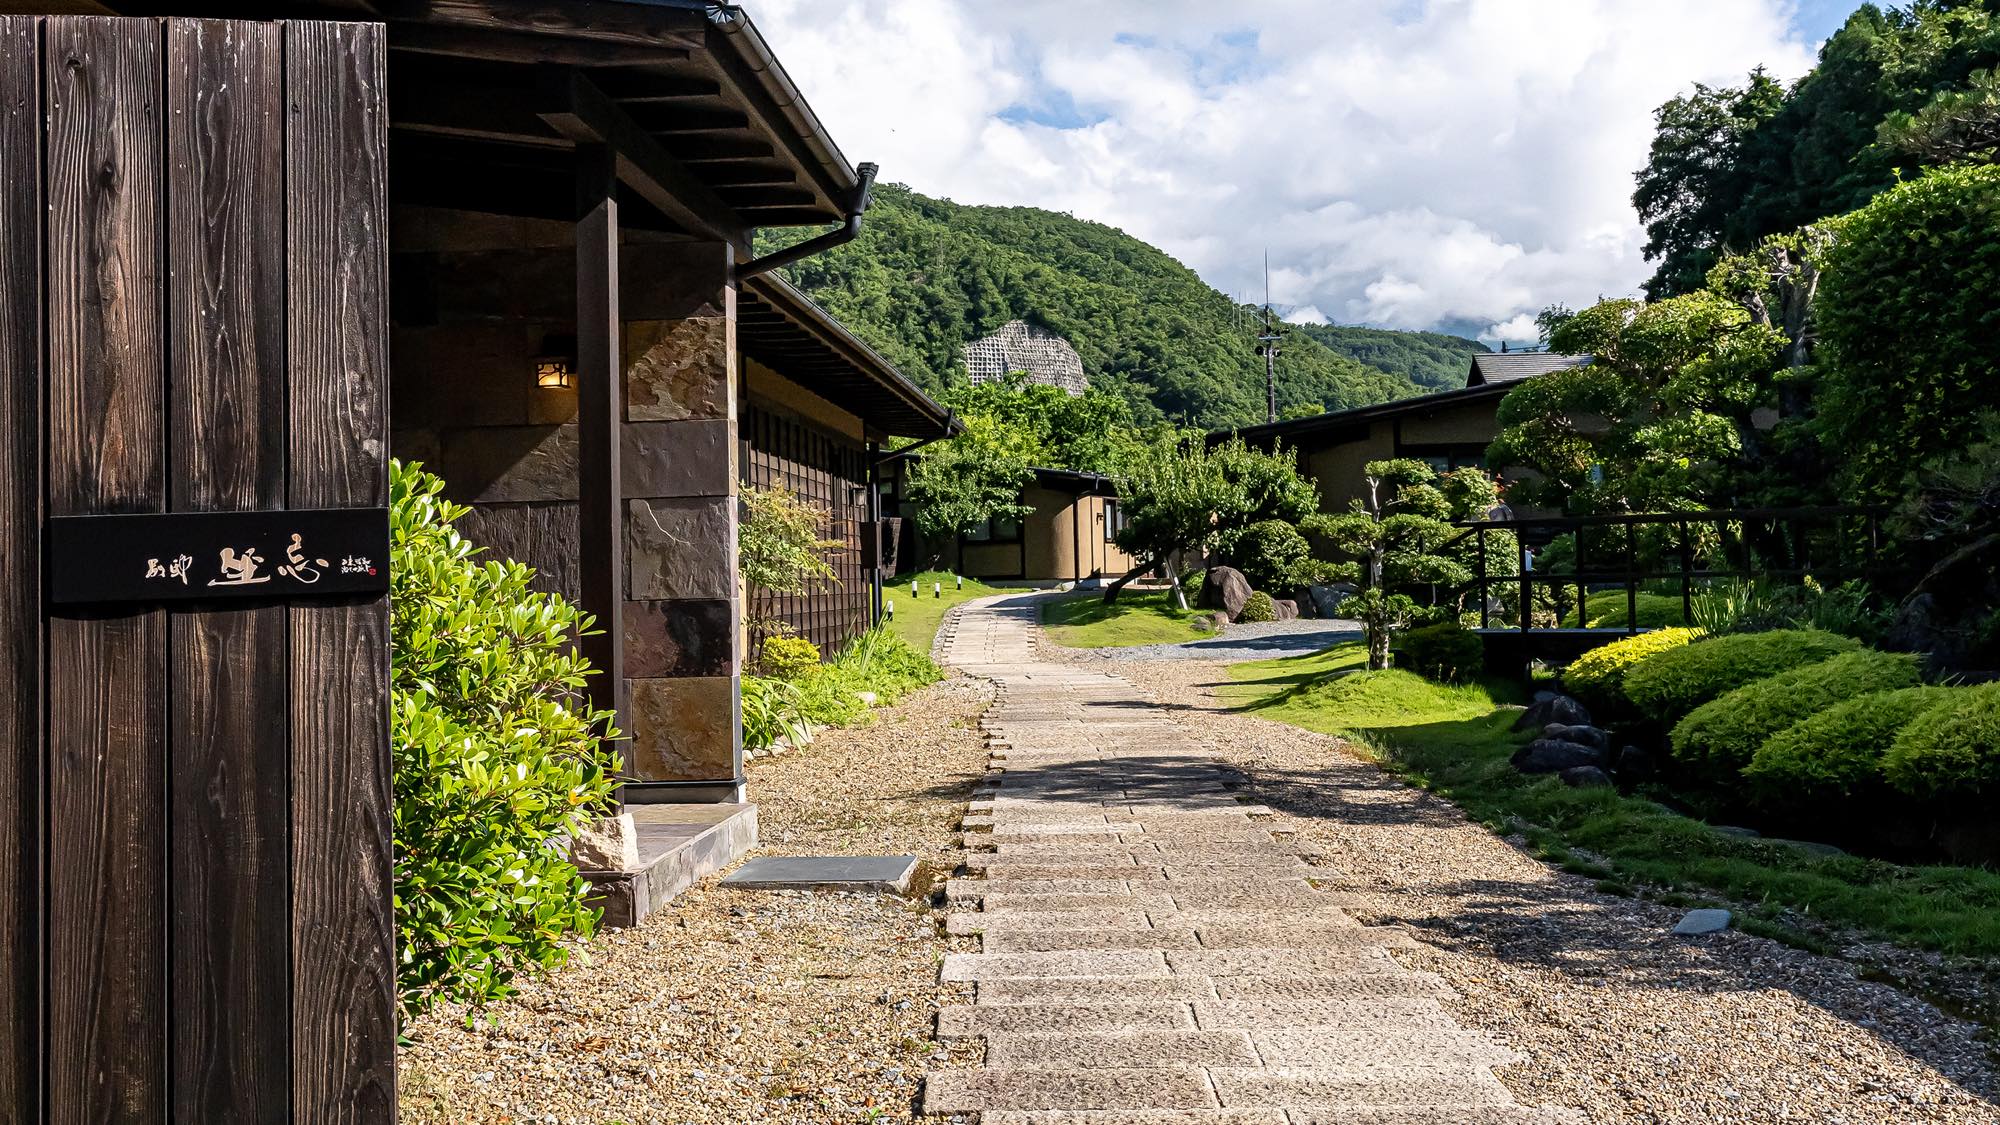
[1632,71,1786,298]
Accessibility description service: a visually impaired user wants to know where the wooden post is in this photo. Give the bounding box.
[576,144,625,736]
[1475,525,1488,629]
[1625,521,1640,633]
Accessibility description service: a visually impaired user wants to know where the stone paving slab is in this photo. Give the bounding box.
[941,950,1169,981]
[929,596,1551,1119]
[1208,1068,1515,1109]
[985,1030,1260,1069]
[938,1002,1197,1037]
[923,1068,1219,1114]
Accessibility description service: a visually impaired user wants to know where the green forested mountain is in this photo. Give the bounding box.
[1636,0,2000,296]
[1293,324,1488,391]
[761,184,1427,430]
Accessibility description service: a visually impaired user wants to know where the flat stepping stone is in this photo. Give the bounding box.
[941,949,1169,981]
[980,1104,1288,1112]
[717,854,916,893]
[1288,1110,1586,1125]
[984,892,1161,912]
[1207,974,1452,1000]
[1251,1030,1518,1069]
[978,977,1219,1003]
[947,910,1149,934]
[1147,906,1361,928]
[923,1067,1218,1114]
[938,1002,1196,1037]
[985,1030,1259,1069]
[1208,1067,1515,1108]
[1189,925,1403,950]
[985,927,1202,953]
[1193,999,1458,1030]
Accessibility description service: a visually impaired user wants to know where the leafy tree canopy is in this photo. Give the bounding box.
[1635,1,2000,297]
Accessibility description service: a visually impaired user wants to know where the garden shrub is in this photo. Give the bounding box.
[1670,649,1923,774]
[1623,628,1862,722]
[1392,621,1483,683]
[1884,681,2000,799]
[742,676,810,753]
[1563,627,1702,715]
[1228,519,1332,591]
[757,633,821,681]
[743,626,945,746]
[1746,685,1954,802]
[1239,590,1277,623]
[389,462,621,1021]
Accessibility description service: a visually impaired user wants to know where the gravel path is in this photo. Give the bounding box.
[1096,649,2000,1124]
[398,676,993,1125]
[931,598,1577,1121]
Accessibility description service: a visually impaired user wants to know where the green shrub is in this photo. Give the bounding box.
[1239,590,1277,623]
[1623,629,1863,722]
[1746,686,1955,802]
[1392,621,1483,683]
[389,462,620,1021]
[1670,650,1923,774]
[757,634,821,681]
[1228,519,1332,591]
[1563,627,1702,714]
[742,676,810,752]
[1885,681,2000,799]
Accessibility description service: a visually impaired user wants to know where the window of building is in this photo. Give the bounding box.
[963,516,1022,544]
[1103,500,1124,543]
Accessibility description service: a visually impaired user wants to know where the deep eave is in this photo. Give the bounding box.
[1030,467,1117,495]
[53,0,863,237]
[739,273,956,441]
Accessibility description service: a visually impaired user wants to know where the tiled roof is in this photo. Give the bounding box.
[1467,352,1592,385]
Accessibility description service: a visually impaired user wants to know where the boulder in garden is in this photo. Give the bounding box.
[1512,693,1592,732]
[1272,598,1300,621]
[1560,765,1614,789]
[1199,566,1253,620]
[1511,738,1606,774]
[1543,723,1609,751]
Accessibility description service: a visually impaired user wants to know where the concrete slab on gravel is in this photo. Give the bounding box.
[1207,1067,1514,1108]
[984,1030,1259,1068]
[718,854,917,893]
[1192,998,1458,1030]
[937,1002,1197,1037]
[941,949,1170,981]
[923,1067,1218,1113]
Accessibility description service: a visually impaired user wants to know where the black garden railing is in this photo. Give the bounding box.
[1458,506,1892,634]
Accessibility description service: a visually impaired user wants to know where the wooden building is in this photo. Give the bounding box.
[0,0,941,1117]
[1217,352,1591,512]
[889,467,1137,585]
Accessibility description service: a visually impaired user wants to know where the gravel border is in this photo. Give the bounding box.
[1094,650,2000,1124]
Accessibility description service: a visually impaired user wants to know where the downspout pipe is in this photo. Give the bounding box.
[738,161,879,279]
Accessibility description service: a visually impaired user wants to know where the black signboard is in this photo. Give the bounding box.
[47,507,390,606]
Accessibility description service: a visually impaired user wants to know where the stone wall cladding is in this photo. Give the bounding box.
[962,320,1088,395]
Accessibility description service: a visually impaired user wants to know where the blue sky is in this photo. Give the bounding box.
[760,1,1833,343]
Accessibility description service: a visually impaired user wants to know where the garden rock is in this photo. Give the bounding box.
[1672,909,1732,935]
[1272,598,1300,621]
[569,812,640,872]
[1560,765,1614,788]
[1511,738,1606,774]
[1614,745,1654,780]
[1199,566,1253,620]
[1307,583,1356,618]
[1512,693,1592,732]
[1543,723,1609,751]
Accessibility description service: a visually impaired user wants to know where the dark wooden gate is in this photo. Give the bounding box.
[1,15,396,1122]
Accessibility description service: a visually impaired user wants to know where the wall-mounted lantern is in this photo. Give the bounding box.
[533,333,578,389]
[533,355,573,389]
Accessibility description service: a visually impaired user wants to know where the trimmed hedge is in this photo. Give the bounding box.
[1884,681,2000,799]
[1746,685,1954,801]
[1563,591,1690,629]
[1623,629,1863,722]
[1393,621,1483,683]
[1670,650,1923,774]
[1563,627,1701,714]
[1239,590,1277,623]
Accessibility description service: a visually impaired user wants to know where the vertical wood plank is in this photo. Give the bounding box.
[285,20,396,1123]
[576,144,625,731]
[43,15,168,1123]
[165,19,290,1123]
[0,16,41,1125]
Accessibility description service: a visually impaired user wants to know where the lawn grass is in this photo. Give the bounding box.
[1561,590,1690,628]
[882,570,1009,652]
[1222,640,2000,958]
[1039,589,1210,648]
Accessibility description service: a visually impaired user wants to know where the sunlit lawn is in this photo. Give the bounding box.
[1039,589,1209,648]
[1223,640,2000,959]
[882,570,1011,651]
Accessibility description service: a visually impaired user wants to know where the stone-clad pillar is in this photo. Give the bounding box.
[620,242,743,801]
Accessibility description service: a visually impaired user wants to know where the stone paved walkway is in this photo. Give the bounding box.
[924,596,1578,1124]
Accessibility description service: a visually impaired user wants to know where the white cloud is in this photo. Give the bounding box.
[751,0,1818,342]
